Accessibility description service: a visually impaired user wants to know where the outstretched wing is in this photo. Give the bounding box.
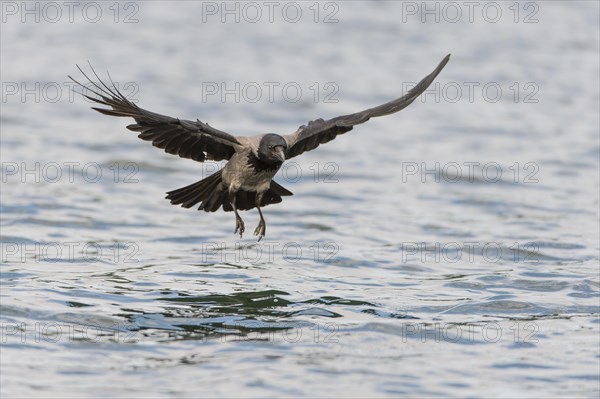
[283,54,450,159]
[69,65,242,162]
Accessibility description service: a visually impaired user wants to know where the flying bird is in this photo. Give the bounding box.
[70,54,450,241]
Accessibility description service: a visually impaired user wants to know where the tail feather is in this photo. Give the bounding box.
[270,180,293,197]
[166,170,225,211]
[166,172,294,213]
[202,186,228,212]
[177,181,212,207]
[184,177,222,208]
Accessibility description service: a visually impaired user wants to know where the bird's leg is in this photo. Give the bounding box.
[230,191,244,238]
[254,193,266,241]
[254,207,266,241]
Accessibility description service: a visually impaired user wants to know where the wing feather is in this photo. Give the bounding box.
[283,54,450,159]
[69,64,242,162]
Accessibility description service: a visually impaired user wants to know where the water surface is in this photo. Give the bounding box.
[1,1,599,397]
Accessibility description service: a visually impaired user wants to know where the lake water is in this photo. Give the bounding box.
[1,1,599,397]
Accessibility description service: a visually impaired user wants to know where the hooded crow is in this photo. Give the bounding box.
[69,54,450,241]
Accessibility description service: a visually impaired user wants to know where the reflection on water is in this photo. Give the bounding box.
[1,1,599,398]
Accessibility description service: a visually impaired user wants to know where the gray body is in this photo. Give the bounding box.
[224,154,276,193]
[223,143,279,194]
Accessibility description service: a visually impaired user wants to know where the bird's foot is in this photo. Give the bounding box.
[234,216,245,238]
[254,219,266,241]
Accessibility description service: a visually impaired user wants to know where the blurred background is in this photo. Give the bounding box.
[1,1,599,398]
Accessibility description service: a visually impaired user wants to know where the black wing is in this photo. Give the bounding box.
[283,54,450,159]
[69,65,242,162]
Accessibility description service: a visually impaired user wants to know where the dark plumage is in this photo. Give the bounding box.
[69,54,450,240]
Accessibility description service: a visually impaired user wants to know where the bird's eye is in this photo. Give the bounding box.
[268,145,273,150]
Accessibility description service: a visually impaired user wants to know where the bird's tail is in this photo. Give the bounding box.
[166,170,227,212]
[165,171,293,213]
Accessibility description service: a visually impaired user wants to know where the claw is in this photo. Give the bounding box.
[254,220,266,241]
[234,217,245,238]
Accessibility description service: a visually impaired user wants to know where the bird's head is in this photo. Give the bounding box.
[257,134,287,165]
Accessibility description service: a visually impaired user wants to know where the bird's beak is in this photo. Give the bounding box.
[275,148,286,163]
